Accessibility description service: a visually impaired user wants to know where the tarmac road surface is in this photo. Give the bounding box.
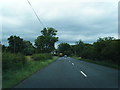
[15,57,118,88]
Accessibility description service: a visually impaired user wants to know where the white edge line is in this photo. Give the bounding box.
[72,63,74,65]
[80,71,87,77]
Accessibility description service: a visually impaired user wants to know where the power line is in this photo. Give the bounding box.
[27,0,45,28]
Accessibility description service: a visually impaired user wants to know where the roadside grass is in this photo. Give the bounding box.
[3,56,57,88]
[71,56,120,70]
[25,56,33,61]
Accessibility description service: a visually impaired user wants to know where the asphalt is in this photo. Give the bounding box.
[15,57,119,88]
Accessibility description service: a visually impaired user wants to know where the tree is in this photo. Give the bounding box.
[58,43,71,56]
[23,41,35,55]
[75,40,85,57]
[99,39,120,63]
[70,45,77,56]
[93,37,116,60]
[81,44,95,59]
[97,37,115,42]
[8,35,24,53]
[0,43,2,53]
[35,27,58,53]
[2,45,7,52]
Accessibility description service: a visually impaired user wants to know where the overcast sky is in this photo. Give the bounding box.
[1,0,118,48]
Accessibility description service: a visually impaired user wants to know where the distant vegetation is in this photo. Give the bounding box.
[32,53,52,61]
[2,27,58,55]
[57,37,120,66]
[2,52,27,71]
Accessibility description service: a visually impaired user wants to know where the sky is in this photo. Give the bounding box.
[1,0,119,48]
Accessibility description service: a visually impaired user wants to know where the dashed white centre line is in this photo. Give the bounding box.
[80,71,87,77]
[72,63,74,65]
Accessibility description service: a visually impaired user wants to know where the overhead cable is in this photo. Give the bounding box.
[27,0,44,27]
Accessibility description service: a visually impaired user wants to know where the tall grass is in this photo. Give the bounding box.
[31,53,52,61]
[2,52,57,88]
[2,52,27,71]
[72,56,119,70]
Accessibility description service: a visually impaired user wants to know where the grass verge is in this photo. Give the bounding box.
[71,56,119,70]
[3,56,57,88]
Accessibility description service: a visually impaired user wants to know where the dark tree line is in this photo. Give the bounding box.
[2,27,58,73]
[2,27,58,55]
[2,35,35,55]
[2,27,119,64]
[57,43,71,56]
[57,37,120,64]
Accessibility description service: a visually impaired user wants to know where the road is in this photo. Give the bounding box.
[15,57,118,88]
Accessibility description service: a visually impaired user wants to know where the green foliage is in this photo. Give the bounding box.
[31,53,52,61]
[75,40,85,56]
[58,37,119,64]
[23,41,34,55]
[81,44,95,59]
[58,43,71,55]
[35,27,58,53]
[97,37,115,42]
[8,36,24,53]
[93,37,119,63]
[2,52,27,71]
[74,57,119,69]
[3,56,57,88]
[2,45,7,52]
[7,35,35,55]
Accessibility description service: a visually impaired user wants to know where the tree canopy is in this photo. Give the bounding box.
[7,35,34,55]
[23,41,34,55]
[58,43,71,56]
[8,35,24,53]
[35,27,58,53]
[57,37,120,64]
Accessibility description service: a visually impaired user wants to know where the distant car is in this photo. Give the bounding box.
[64,55,67,58]
[59,53,63,57]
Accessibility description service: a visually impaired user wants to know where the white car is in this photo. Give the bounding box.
[64,55,67,58]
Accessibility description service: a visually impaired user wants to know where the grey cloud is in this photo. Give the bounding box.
[1,1,118,47]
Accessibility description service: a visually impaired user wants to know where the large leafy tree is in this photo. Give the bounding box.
[75,40,85,56]
[8,35,24,53]
[93,37,116,60]
[23,41,35,55]
[2,45,6,52]
[58,43,71,55]
[35,27,58,53]
[8,35,35,54]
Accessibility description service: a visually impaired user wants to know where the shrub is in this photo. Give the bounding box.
[45,53,52,59]
[32,53,52,61]
[2,52,27,71]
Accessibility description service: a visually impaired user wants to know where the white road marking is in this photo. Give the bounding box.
[80,71,87,77]
[72,63,74,65]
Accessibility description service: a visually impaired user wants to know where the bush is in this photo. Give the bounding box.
[2,52,27,71]
[32,53,52,61]
[45,53,52,59]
